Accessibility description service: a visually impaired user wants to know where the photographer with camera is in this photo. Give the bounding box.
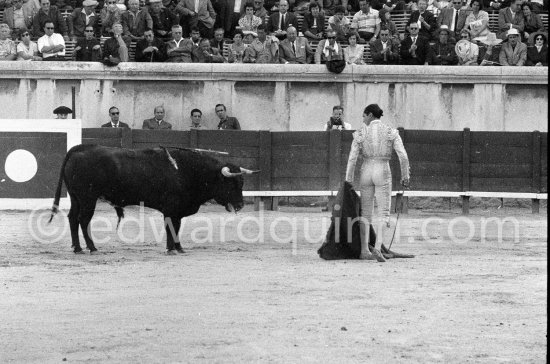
[325,105,352,130]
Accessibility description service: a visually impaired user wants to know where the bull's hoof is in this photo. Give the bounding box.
[165,249,178,255]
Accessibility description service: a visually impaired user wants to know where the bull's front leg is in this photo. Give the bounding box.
[164,215,182,255]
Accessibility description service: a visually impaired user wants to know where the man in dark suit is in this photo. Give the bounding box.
[437,0,470,41]
[497,0,524,40]
[32,0,68,39]
[405,0,437,41]
[400,23,429,64]
[215,104,241,130]
[279,26,314,63]
[266,0,298,40]
[142,106,173,129]
[302,1,325,41]
[73,25,102,61]
[210,27,230,53]
[371,28,400,64]
[135,28,167,62]
[101,107,130,128]
[67,0,100,39]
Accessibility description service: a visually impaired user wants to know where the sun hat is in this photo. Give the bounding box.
[475,32,503,46]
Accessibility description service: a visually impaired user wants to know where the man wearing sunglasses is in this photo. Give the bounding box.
[314,30,343,64]
[32,0,69,39]
[3,0,33,36]
[68,0,99,39]
[73,25,102,61]
[101,107,130,128]
[37,21,66,60]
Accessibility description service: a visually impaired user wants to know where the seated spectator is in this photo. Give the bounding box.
[53,106,72,119]
[497,0,524,40]
[499,27,527,66]
[190,108,204,128]
[371,27,399,64]
[165,24,194,62]
[239,2,262,32]
[521,2,546,45]
[149,0,177,40]
[0,23,17,61]
[526,33,548,66]
[68,0,99,39]
[32,0,68,39]
[174,0,216,39]
[437,0,469,41]
[250,0,267,20]
[16,29,41,60]
[3,0,33,36]
[37,21,66,60]
[325,106,351,130]
[426,25,458,64]
[243,25,280,63]
[278,26,313,63]
[142,106,173,129]
[464,0,489,39]
[102,106,130,127]
[406,0,437,41]
[378,8,400,42]
[122,0,153,41]
[328,5,351,43]
[400,23,429,64]
[302,1,325,42]
[189,26,201,46]
[228,29,247,62]
[455,28,479,65]
[527,0,544,12]
[320,0,346,15]
[135,27,167,61]
[351,0,381,43]
[215,104,241,130]
[266,0,298,40]
[315,30,343,64]
[73,25,102,60]
[210,27,230,52]
[100,0,123,36]
[344,33,365,64]
[193,37,225,62]
[102,22,130,64]
[478,32,503,65]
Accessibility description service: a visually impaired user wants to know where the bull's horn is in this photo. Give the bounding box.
[239,167,260,174]
[221,166,242,177]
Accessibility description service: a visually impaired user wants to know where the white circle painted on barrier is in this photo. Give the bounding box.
[5,149,38,182]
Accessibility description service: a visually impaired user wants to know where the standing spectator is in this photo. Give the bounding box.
[228,28,247,62]
[142,106,173,129]
[328,5,351,43]
[135,27,167,61]
[526,32,548,66]
[174,0,216,39]
[325,105,351,130]
[239,2,262,32]
[250,0,267,20]
[266,0,298,40]
[344,33,365,64]
[371,27,399,64]
[378,9,399,42]
[3,0,33,36]
[68,0,99,39]
[463,0,489,39]
[497,0,524,40]
[121,0,153,41]
[0,23,17,61]
[32,0,68,38]
[351,0,381,43]
[190,108,204,128]
[406,0,437,41]
[165,24,195,62]
[521,2,546,45]
[315,30,343,64]
[73,25,102,60]
[426,25,458,64]
[455,28,479,65]
[192,37,225,62]
[100,0,123,36]
[302,1,325,42]
[37,21,66,60]
[16,29,42,60]
[400,22,429,64]
[210,27,230,52]
[102,106,130,127]
[149,0,177,40]
[102,22,130,64]
[499,27,527,65]
[278,25,313,63]
[53,106,72,118]
[437,0,469,41]
[243,24,279,63]
[216,104,241,130]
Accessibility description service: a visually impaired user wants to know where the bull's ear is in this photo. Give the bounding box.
[240,167,260,174]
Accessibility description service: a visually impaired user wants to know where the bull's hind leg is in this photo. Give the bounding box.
[68,196,84,253]
[79,199,99,253]
[164,215,182,254]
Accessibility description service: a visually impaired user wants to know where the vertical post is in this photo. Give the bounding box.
[189,128,199,148]
[531,130,541,214]
[71,86,76,119]
[462,128,471,214]
[121,127,132,149]
[328,130,342,191]
[257,131,272,211]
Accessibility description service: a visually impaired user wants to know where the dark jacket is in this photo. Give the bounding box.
[426,41,458,65]
[526,44,548,66]
[150,7,178,39]
[68,8,100,38]
[103,36,131,64]
[371,38,400,64]
[217,116,241,130]
[406,10,437,40]
[101,121,130,128]
[135,37,167,62]
[266,11,299,33]
[301,12,325,39]
[400,35,429,64]
[142,118,173,129]
[192,46,225,63]
[32,6,68,37]
[74,37,102,61]
[121,9,153,38]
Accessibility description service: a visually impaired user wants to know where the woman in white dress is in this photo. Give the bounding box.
[16,30,41,61]
[464,0,490,39]
[343,33,364,65]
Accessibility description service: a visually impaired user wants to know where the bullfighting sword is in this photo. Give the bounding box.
[388,182,409,250]
[159,145,229,155]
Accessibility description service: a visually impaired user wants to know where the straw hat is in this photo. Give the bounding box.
[82,0,98,7]
[475,32,503,46]
[437,25,451,36]
[506,28,520,37]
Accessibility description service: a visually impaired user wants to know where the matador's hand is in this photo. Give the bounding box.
[401,178,410,188]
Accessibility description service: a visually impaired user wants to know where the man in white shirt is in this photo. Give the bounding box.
[325,106,352,130]
[351,0,380,43]
[37,21,65,61]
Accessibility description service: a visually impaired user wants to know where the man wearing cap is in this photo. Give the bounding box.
[53,106,72,119]
[425,25,458,65]
[497,0,524,40]
[499,27,526,66]
[142,106,173,129]
[68,0,99,39]
[121,0,153,41]
[73,25,102,61]
[101,106,130,127]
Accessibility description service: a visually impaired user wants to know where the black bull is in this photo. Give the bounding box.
[49,144,257,254]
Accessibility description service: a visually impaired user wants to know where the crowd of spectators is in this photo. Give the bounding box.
[0,0,547,65]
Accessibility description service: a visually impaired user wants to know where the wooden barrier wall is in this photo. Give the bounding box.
[81,128,547,193]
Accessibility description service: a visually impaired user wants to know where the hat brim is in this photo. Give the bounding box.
[474,36,503,45]
[53,106,72,114]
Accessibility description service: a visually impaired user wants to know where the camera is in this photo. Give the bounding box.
[330,116,342,126]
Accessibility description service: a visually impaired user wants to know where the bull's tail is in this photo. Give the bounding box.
[49,149,72,223]
[115,206,124,230]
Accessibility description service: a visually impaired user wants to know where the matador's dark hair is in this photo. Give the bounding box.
[364,104,383,118]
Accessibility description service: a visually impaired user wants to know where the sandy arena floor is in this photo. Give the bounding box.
[0,203,547,363]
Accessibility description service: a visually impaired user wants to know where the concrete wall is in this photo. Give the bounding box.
[0,62,547,132]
